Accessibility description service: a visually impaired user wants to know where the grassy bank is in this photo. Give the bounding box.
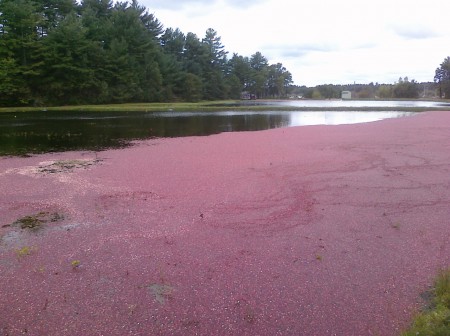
[2,100,450,113]
[402,268,450,335]
[0,101,235,113]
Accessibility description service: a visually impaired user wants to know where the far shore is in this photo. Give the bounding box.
[1,99,450,113]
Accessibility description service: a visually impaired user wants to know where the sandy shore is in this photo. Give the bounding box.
[1,111,449,336]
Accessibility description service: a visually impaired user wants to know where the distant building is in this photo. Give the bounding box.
[241,92,256,100]
[341,91,352,100]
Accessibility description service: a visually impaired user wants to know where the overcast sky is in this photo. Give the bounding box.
[137,0,450,86]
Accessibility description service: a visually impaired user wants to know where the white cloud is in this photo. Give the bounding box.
[144,0,212,10]
[389,23,439,40]
[137,0,450,86]
[144,0,267,10]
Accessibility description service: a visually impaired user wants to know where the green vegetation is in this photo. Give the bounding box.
[1,101,450,114]
[291,78,426,100]
[1,1,447,107]
[15,246,35,258]
[71,260,81,269]
[12,211,64,231]
[402,269,450,336]
[0,0,292,107]
[13,213,46,231]
[0,101,240,113]
[435,57,450,99]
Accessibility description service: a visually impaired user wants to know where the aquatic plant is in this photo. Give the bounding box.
[12,211,65,231]
[14,214,44,230]
[71,260,81,269]
[391,222,401,230]
[15,246,34,258]
[402,268,450,335]
[38,159,102,174]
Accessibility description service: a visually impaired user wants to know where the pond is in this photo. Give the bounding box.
[257,99,449,108]
[0,109,417,156]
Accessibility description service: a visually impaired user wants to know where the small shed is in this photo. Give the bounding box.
[241,92,256,100]
[341,91,352,100]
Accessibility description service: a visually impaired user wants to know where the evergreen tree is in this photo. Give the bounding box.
[225,74,243,99]
[159,28,187,100]
[202,28,227,68]
[35,0,78,37]
[183,73,203,102]
[228,53,252,90]
[267,63,292,98]
[201,28,227,99]
[38,13,105,104]
[0,0,296,106]
[161,28,185,61]
[183,32,208,86]
[0,57,30,105]
[106,2,162,102]
[0,0,43,104]
[435,57,450,98]
[249,52,269,98]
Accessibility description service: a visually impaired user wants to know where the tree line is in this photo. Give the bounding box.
[291,78,434,100]
[291,56,450,100]
[0,0,293,106]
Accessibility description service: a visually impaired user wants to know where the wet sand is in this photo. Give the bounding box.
[1,111,449,336]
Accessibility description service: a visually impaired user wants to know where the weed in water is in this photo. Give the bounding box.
[14,215,45,231]
[147,283,174,304]
[50,212,65,222]
[16,246,34,258]
[36,266,46,273]
[71,260,81,269]
[11,211,65,231]
[127,304,137,316]
[402,268,450,336]
[39,159,102,174]
[391,222,401,230]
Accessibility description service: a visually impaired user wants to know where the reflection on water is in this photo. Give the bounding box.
[290,111,415,126]
[0,110,416,156]
[257,100,449,108]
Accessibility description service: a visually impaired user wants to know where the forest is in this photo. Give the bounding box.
[2,1,450,107]
[0,0,293,106]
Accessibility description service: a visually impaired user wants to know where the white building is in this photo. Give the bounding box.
[341,91,352,100]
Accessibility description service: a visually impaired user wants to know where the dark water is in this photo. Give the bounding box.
[0,110,415,156]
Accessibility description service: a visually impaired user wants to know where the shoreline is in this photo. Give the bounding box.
[1,111,449,335]
[1,99,450,114]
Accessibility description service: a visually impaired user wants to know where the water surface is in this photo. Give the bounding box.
[0,110,416,156]
[260,100,448,108]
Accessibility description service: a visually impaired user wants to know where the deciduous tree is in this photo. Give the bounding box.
[392,77,419,98]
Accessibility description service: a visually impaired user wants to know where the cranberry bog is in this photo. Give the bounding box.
[1,111,449,335]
